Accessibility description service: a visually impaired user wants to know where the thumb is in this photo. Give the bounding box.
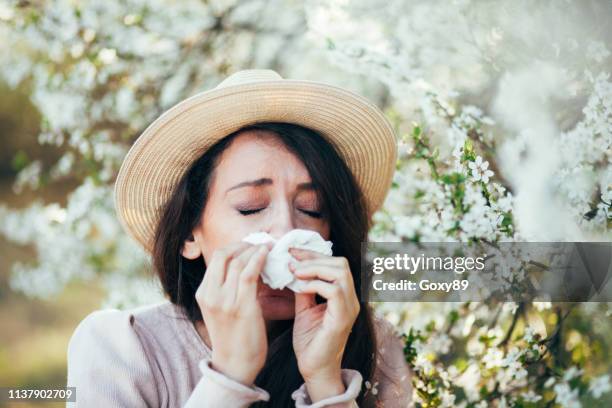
[294,292,316,315]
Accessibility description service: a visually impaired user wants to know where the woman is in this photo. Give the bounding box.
[66,70,413,407]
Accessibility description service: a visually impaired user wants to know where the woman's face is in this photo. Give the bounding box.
[185,129,330,320]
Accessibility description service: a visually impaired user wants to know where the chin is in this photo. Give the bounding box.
[257,289,296,320]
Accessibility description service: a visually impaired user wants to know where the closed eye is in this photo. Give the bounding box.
[300,209,322,219]
[238,208,322,218]
[238,208,264,216]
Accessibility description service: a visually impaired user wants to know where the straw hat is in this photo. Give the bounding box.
[114,69,397,253]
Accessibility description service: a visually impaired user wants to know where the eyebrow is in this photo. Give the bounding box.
[225,178,316,195]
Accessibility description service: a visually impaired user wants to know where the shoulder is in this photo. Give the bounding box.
[372,313,406,363]
[70,307,128,335]
[69,300,167,339]
[372,312,401,340]
[66,302,176,406]
[68,308,131,353]
[67,301,175,370]
[371,312,406,357]
[369,312,414,406]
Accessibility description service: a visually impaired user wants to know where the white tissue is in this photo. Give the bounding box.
[242,229,333,292]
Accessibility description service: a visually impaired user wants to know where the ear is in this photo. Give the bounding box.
[181,233,202,260]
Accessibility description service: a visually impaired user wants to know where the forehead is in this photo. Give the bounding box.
[212,130,311,184]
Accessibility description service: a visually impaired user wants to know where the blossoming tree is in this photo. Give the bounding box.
[1,0,610,406]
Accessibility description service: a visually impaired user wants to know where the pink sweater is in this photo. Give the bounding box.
[66,300,413,407]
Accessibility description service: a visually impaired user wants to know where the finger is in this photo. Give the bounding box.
[224,244,261,286]
[290,258,355,291]
[288,247,328,261]
[290,257,344,268]
[289,262,343,283]
[203,242,252,289]
[223,245,262,303]
[295,263,360,320]
[294,292,317,314]
[298,279,345,318]
[236,245,269,302]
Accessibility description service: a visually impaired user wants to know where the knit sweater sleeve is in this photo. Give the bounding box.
[66,309,270,408]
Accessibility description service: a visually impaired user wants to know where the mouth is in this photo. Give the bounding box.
[257,286,293,298]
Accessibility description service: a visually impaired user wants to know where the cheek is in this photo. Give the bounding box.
[294,211,330,237]
[199,207,240,261]
[321,223,331,240]
[304,219,330,241]
[199,205,262,262]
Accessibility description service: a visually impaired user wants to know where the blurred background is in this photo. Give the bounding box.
[0,0,610,407]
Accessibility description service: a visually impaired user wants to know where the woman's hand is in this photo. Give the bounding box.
[289,248,361,402]
[195,241,271,386]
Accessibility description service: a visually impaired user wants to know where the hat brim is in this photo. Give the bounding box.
[114,80,397,253]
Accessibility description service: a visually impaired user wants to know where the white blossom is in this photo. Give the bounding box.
[589,374,611,399]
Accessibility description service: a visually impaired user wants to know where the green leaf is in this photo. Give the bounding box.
[440,172,466,185]
[11,150,29,172]
[412,124,422,139]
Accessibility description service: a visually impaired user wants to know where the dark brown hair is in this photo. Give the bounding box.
[152,122,377,407]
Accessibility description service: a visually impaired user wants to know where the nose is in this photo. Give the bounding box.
[267,200,296,239]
